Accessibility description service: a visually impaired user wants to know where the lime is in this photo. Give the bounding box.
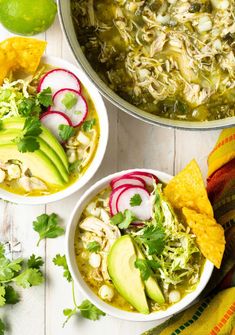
[0,0,57,36]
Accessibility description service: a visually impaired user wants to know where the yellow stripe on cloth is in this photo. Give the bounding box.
[143,288,235,335]
[208,128,235,178]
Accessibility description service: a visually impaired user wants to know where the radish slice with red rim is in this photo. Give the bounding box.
[37,69,81,95]
[40,111,72,141]
[111,175,146,190]
[109,184,133,216]
[127,172,159,187]
[51,89,88,127]
[116,186,152,221]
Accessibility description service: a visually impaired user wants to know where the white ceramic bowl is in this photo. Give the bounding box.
[0,56,108,205]
[66,168,214,322]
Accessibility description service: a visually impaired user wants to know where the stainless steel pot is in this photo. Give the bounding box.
[58,0,235,130]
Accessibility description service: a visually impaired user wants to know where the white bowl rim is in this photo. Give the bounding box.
[0,55,109,205]
[66,168,214,322]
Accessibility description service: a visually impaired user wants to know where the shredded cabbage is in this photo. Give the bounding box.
[132,184,202,293]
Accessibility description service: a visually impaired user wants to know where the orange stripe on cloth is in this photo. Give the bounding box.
[209,302,235,335]
[208,134,235,158]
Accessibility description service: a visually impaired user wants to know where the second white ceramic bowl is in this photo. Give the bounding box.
[66,169,214,322]
[0,56,108,205]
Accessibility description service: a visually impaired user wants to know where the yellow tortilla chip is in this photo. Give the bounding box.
[164,159,213,217]
[0,37,46,84]
[182,207,225,269]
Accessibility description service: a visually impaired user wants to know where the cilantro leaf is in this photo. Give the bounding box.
[0,245,4,258]
[0,286,5,307]
[18,98,42,117]
[13,117,42,153]
[0,319,6,335]
[58,124,75,142]
[110,212,124,226]
[78,300,105,320]
[23,117,42,137]
[37,87,53,107]
[0,257,23,281]
[130,194,142,207]
[134,259,160,281]
[13,268,44,288]
[111,210,137,229]
[86,241,101,253]
[138,226,165,255]
[16,137,40,153]
[33,213,64,246]
[118,210,137,229]
[53,254,72,282]
[68,160,82,173]
[27,255,44,269]
[61,92,78,110]
[4,285,20,305]
[62,308,77,327]
[81,119,96,132]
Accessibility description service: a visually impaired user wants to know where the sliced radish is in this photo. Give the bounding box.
[116,186,152,221]
[109,184,131,216]
[111,175,146,190]
[40,111,72,141]
[37,69,81,95]
[127,172,158,187]
[51,89,88,127]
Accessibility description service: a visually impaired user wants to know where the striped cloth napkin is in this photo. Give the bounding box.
[143,128,235,335]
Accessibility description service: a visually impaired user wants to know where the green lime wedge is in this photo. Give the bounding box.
[0,0,57,36]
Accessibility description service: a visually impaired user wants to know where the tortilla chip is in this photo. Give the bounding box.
[182,207,225,268]
[0,37,46,84]
[164,160,213,217]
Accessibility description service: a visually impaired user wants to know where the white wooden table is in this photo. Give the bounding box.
[0,17,220,335]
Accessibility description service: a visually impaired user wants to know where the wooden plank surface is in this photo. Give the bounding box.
[0,17,220,335]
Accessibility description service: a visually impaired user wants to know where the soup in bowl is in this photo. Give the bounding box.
[66,164,221,321]
[0,54,108,204]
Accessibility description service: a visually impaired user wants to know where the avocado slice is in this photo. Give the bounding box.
[135,246,165,305]
[107,235,149,314]
[0,129,68,183]
[1,117,68,170]
[0,143,65,186]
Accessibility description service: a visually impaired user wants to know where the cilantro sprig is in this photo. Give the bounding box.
[0,319,6,335]
[130,194,142,207]
[81,119,96,132]
[58,124,75,142]
[0,244,44,307]
[134,259,160,281]
[138,225,165,255]
[33,213,65,246]
[13,117,42,153]
[53,254,105,326]
[111,209,137,229]
[86,241,101,253]
[53,254,72,282]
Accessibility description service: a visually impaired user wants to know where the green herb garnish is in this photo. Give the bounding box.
[0,243,44,309]
[130,194,142,207]
[53,254,72,282]
[138,225,165,255]
[0,319,6,335]
[14,117,42,153]
[62,92,78,110]
[68,160,82,173]
[58,124,75,142]
[111,209,137,229]
[134,259,160,281]
[33,213,64,246]
[86,241,101,253]
[37,87,53,107]
[82,119,96,132]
